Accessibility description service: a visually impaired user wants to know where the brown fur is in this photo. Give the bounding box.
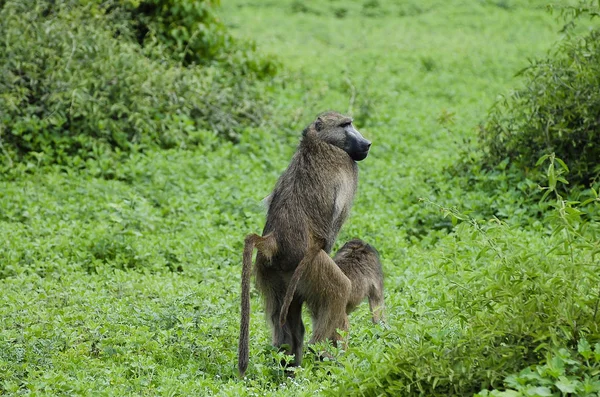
[332,239,385,323]
[238,112,371,377]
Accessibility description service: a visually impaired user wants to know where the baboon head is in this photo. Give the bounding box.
[339,238,380,258]
[304,112,371,161]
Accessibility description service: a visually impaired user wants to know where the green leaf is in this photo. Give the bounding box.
[555,376,578,394]
[554,157,569,173]
[593,343,600,362]
[547,163,556,190]
[540,189,552,203]
[496,391,522,397]
[523,386,552,396]
[535,154,550,167]
[578,339,592,360]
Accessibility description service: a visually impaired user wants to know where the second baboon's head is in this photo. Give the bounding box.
[339,238,380,258]
[304,112,371,161]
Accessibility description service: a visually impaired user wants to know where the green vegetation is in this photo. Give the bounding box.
[0,0,276,176]
[476,341,600,397]
[1,0,599,395]
[479,1,600,187]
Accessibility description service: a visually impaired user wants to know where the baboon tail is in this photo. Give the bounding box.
[238,234,258,377]
[279,243,321,327]
[238,233,277,377]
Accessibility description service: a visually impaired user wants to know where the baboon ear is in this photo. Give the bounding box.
[315,117,324,132]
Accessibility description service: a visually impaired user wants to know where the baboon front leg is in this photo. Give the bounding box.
[299,251,351,344]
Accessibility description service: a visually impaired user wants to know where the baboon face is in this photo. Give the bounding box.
[310,112,371,161]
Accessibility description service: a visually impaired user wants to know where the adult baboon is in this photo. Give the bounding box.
[238,112,371,377]
[331,239,385,323]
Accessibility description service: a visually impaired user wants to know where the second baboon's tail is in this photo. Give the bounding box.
[279,243,321,327]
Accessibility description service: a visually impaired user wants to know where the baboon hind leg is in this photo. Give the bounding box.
[284,297,305,366]
[368,286,385,324]
[299,250,351,344]
[257,266,305,367]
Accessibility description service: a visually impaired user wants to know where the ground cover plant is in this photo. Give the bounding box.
[1,0,599,395]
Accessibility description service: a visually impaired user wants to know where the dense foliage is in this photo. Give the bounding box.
[335,160,600,396]
[0,0,277,175]
[479,1,600,187]
[476,342,600,397]
[1,0,599,396]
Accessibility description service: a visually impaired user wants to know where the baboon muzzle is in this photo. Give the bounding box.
[350,139,371,161]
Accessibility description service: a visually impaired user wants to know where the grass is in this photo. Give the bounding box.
[2,0,599,395]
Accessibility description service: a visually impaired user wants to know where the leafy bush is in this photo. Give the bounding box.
[478,1,600,187]
[125,0,235,66]
[332,159,600,396]
[0,0,277,174]
[116,0,278,75]
[476,341,600,397]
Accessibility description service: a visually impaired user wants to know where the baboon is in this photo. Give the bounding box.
[238,112,371,377]
[331,239,385,323]
[279,239,384,346]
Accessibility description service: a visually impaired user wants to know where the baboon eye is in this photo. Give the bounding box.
[340,122,352,128]
[315,119,324,131]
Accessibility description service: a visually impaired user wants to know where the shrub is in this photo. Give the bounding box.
[476,341,600,397]
[112,0,278,76]
[125,0,235,66]
[478,1,600,187]
[0,0,277,175]
[332,160,600,396]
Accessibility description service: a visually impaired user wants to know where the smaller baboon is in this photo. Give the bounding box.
[332,239,384,323]
[279,236,385,328]
[281,238,384,330]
